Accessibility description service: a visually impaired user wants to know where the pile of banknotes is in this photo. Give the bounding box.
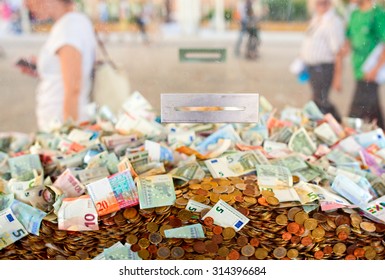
[1,91,385,260]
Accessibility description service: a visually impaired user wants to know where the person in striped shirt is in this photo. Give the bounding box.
[300,0,345,121]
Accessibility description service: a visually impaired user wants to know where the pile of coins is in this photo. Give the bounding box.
[1,175,385,260]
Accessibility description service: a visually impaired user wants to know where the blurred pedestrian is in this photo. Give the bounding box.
[333,0,385,128]
[22,0,96,131]
[133,0,153,44]
[245,1,260,60]
[234,0,248,57]
[300,0,344,121]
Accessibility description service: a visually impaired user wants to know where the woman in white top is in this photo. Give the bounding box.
[25,0,96,131]
[300,0,345,122]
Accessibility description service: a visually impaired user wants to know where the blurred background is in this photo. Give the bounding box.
[0,0,384,132]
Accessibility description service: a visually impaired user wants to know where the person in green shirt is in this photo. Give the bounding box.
[333,0,385,129]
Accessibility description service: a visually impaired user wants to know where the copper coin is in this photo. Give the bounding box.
[196,189,209,197]
[131,244,141,253]
[144,246,156,257]
[282,232,292,241]
[345,254,356,260]
[296,225,305,236]
[347,244,358,255]
[353,248,365,258]
[301,236,313,246]
[169,217,183,228]
[228,249,240,260]
[157,247,171,259]
[314,250,324,260]
[193,241,206,254]
[204,217,214,226]
[287,222,300,234]
[335,215,351,227]
[205,241,219,254]
[375,223,385,233]
[292,176,300,184]
[211,234,223,245]
[312,212,328,223]
[171,247,185,259]
[236,236,249,247]
[323,246,333,255]
[337,231,348,241]
[250,238,260,247]
[212,226,223,235]
[257,197,269,206]
[290,235,301,245]
[236,207,249,217]
[241,245,255,257]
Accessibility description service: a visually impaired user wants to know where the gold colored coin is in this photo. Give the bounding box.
[287,207,302,221]
[138,249,150,260]
[364,247,377,260]
[178,209,193,221]
[287,249,299,259]
[146,222,159,233]
[217,247,230,257]
[244,196,257,204]
[123,208,138,220]
[210,193,220,203]
[76,250,89,260]
[175,197,188,206]
[360,222,376,233]
[160,225,173,237]
[294,211,309,226]
[261,190,275,198]
[189,184,202,190]
[311,227,326,239]
[219,194,232,202]
[222,227,236,240]
[201,183,213,191]
[219,179,231,187]
[266,196,280,206]
[275,214,288,226]
[350,213,362,228]
[138,238,150,249]
[192,195,207,203]
[126,234,138,244]
[304,218,318,231]
[333,243,347,255]
[255,248,269,260]
[213,185,229,194]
